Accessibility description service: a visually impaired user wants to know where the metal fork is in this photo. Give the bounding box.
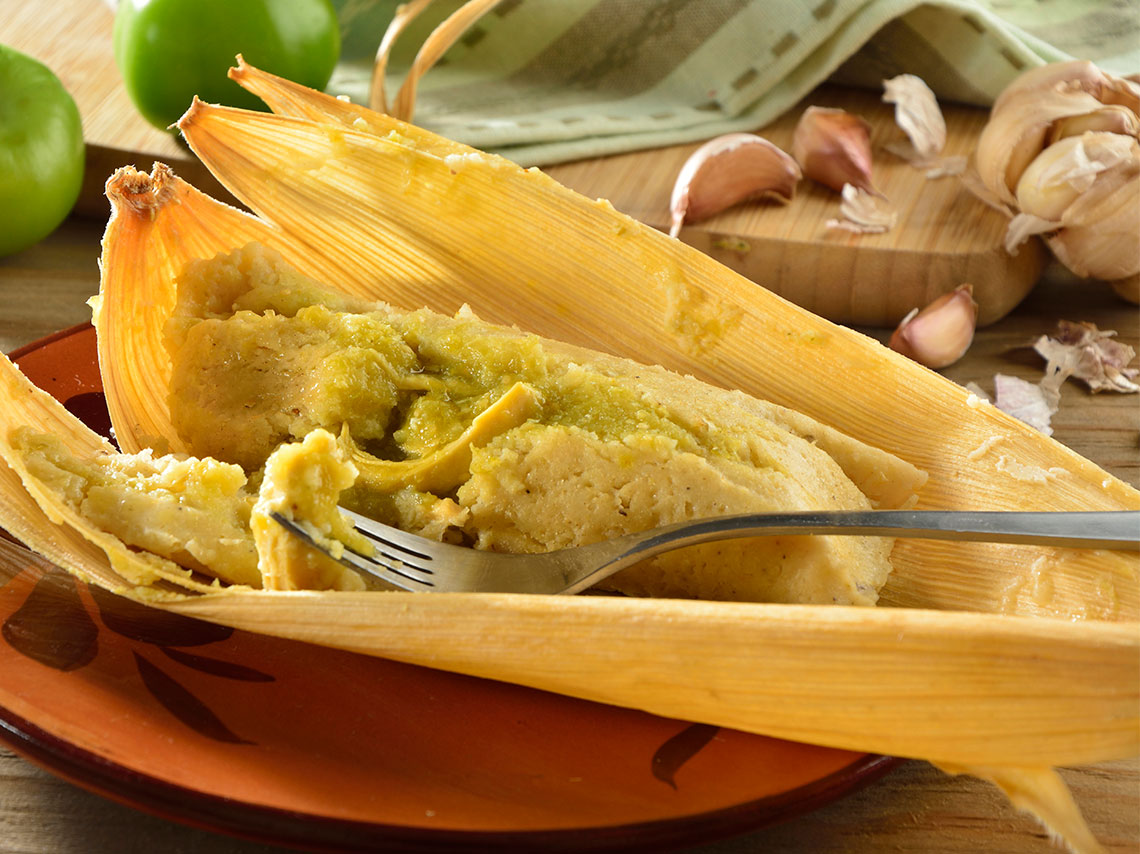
[271,508,1140,595]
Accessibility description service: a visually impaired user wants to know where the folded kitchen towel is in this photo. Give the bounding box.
[329,0,1139,166]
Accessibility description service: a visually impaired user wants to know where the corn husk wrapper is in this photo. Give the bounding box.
[0,61,1137,851]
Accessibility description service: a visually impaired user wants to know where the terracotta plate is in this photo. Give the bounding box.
[0,325,897,851]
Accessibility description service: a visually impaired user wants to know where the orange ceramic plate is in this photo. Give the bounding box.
[0,325,896,851]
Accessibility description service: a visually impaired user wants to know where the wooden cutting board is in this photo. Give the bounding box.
[1,0,1044,327]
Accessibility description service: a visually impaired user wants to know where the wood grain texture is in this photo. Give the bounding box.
[1,0,1044,327]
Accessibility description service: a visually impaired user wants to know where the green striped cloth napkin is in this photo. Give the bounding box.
[329,0,1139,165]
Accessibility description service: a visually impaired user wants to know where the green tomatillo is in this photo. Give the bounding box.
[0,45,85,259]
[113,0,341,130]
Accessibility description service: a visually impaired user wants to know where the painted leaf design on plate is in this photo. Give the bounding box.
[160,645,275,682]
[652,723,720,788]
[90,584,233,647]
[2,570,98,671]
[134,651,255,744]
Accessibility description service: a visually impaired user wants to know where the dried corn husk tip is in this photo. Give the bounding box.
[889,285,978,369]
[976,60,1140,294]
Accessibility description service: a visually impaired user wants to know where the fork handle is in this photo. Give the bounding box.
[563,510,1140,595]
[624,510,1140,555]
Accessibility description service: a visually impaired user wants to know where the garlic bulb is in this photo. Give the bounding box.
[975,60,1140,295]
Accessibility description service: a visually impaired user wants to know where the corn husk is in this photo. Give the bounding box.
[0,61,1137,851]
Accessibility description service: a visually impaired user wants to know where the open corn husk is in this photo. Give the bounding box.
[0,61,1137,851]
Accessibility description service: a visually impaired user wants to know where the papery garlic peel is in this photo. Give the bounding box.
[792,106,878,195]
[1015,132,1135,222]
[889,284,978,369]
[669,133,801,238]
[826,183,897,234]
[976,60,1140,293]
[883,74,946,162]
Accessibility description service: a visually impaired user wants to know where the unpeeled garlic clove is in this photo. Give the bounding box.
[1015,132,1135,221]
[1015,133,1140,280]
[1047,155,1140,281]
[669,133,801,238]
[991,60,1131,114]
[1047,105,1140,144]
[792,106,878,195]
[889,285,978,369]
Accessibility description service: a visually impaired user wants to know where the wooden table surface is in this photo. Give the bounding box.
[0,216,1138,853]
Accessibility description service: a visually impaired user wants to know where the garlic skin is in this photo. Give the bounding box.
[991,60,1139,116]
[792,106,877,195]
[826,183,897,234]
[1047,105,1139,145]
[1015,132,1135,222]
[882,74,946,162]
[889,285,978,369]
[975,60,1140,296]
[669,134,801,238]
[1048,154,1140,281]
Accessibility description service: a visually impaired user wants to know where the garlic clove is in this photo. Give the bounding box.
[1087,70,1140,115]
[992,59,1140,118]
[1047,105,1140,144]
[1054,135,1140,227]
[1047,164,1140,281]
[993,60,1113,113]
[889,285,978,369]
[1004,133,1139,278]
[791,106,878,195]
[669,133,801,238]
[1015,132,1136,221]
